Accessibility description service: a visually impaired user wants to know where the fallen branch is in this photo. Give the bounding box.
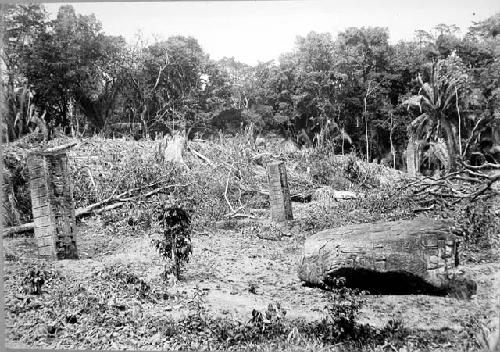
[256,234,281,241]
[87,168,99,200]
[405,166,500,210]
[2,222,34,237]
[76,179,172,215]
[460,161,500,170]
[469,173,500,201]
[39,141,78,154]
[2,183,190,237]
[224,170,236,214]
[413,205,435,212]
[187,146,215,167]
[238,184,269,197]
[226,212,257,219]
[78,202,126,216]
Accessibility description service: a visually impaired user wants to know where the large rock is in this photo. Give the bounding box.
[297,218,475,296]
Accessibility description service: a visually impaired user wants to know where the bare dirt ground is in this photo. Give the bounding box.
[4,199,499,350]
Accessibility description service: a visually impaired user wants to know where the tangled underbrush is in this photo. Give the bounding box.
[308,151,404,191]
[445,198,500,262]
[69,138,181,208]
[299,185,417,234]
[5,258,482,351]
[2,148,32,225]
[2,135,407,230]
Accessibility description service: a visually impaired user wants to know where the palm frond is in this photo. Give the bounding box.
[408,113,434,141]
[401,95,423,112]
[420,95,434,109]
[421,83,433,101]
[422,139,449,170]
[340,128,353,144]
[442,88,456,111]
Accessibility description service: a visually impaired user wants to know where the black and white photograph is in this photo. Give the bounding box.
[1,0,500,350]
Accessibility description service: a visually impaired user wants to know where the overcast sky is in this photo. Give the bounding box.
[44,0,500,65]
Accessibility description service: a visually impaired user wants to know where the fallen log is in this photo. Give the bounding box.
[2,222,34,237]
[297,218,476,298]
[74,181,161,216]
[187,146,215,167]
[34,141,78,155]
[2,183,189,237]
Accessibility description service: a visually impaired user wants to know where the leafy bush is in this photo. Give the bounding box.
[3,149,32,224]
[377,318,411,349]
[317,277,370,343]
[457,198,499,248]
[342,154,381,189]
[106,265,151,299]
[151,206,192,279]
[70,142,182,209]
[22,267,49,295]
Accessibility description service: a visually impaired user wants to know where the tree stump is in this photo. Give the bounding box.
[27,143,78,259]
[267,162,293,222]
[157,131,186,164]
[297,218,476,297]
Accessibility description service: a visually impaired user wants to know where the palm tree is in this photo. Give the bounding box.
[402,55,468,172]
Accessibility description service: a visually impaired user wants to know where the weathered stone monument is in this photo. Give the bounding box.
[298,218,476,297]
[27,143,78,259]
[267,162,293,222]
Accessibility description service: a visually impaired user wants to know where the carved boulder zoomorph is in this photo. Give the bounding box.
[297,218,475,296]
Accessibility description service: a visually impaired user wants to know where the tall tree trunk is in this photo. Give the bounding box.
[363,95,369,162]
[406,135,418,177]
[455,87,462,156]
[441,118,459,172]
[140,104,148,139]
[365,118,369,163]
[1,83,8,143]
[390,112,395,169]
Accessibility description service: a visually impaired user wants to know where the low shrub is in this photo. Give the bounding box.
[314,277,372,343]
[21,267,50,295]
[151,206,192,280]
[456,198,499,249]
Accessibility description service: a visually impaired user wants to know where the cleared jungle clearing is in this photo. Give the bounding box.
[3,136,500,351]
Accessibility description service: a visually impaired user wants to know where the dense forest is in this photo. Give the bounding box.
[2,5,500,173]
[3,4,500,352]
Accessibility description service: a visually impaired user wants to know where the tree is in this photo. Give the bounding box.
[1,4,47,140]
[217,56,251,109]
[24,5,127,132]
[403,55,469,172]
[460,13,500,161]
[121,35,216,136]
[335,27,392,161]
[295,31,335,72]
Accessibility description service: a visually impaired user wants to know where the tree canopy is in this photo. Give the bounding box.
[2,4,499,171]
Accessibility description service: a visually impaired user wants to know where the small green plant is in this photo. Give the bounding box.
[21,267,48,295]
[378,318,410,349]
[250,302,287,334]
[152,206,192,280]
[107,265,151,299]
[319,277,369,342]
